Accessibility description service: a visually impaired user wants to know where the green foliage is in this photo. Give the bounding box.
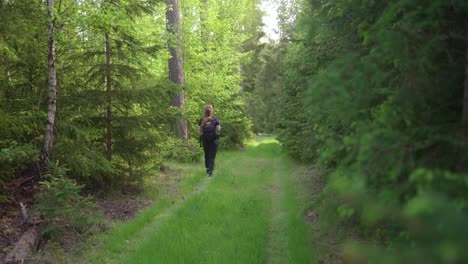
[0,1,46,200]
[273,0,468,262]
[218,116,254,149]
[0,0,261,193]
[182,0,261,148]
[160,137,202,163]
[0,141,38,182]
[216,94,254,149]
[53,138,117,188]
[0,110,39,201]
[34,163,100,238]
[249,43,282,134]
[0,141,37,202]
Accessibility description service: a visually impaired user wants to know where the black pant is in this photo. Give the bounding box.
[202,138,218,174]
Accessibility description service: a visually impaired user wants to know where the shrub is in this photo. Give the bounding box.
[53,138,117,189]
[160,137,202,163]
[34,162,101,238]
[0,140,38,202]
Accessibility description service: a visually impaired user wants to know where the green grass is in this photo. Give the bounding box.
[83,162,207,263]
[85,139,316,263]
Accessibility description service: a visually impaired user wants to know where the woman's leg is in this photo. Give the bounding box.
[202,140,210,174]
[212,139,218,172]
[208,140,218,175]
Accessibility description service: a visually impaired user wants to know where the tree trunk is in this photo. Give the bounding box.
[166,0,188,141]
[463,23,468,123]
[462,22,468,142]
[44,0,57,160]
[105,32,112,161]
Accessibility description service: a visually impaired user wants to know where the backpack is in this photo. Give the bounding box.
[202,119,217,141]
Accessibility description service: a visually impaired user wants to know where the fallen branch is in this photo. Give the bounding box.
[4,226,40,263]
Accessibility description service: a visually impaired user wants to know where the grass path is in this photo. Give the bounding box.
[86,139,315,263]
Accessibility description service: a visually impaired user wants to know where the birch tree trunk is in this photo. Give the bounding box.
[105,32,112,161]
[166,0,188,141]
[44,0,57,160]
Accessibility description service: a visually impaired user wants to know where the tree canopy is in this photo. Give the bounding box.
[0,0,263,194]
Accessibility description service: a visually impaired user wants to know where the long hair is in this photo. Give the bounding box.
[201,105,213,127]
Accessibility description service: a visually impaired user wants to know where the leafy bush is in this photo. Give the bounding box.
[218,119,254,149]
[160,137,202,163]
[53,138,117,189]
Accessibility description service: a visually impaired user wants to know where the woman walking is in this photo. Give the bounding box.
[198,105,221,177]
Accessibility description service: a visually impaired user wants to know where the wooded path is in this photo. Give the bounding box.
[86,139,315,263]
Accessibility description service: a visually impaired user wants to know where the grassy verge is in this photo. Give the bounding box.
[80,162,208,263]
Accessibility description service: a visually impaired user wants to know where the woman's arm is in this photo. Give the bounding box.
[215,118,221,133]
[198,118,203,134]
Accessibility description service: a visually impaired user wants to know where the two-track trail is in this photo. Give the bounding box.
[86,139,316,263]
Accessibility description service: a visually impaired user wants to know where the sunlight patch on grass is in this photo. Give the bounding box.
[247,134,278,146]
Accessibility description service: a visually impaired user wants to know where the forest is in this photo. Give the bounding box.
[1,0,468,263]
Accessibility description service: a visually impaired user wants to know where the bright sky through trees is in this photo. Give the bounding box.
[260,0,279,42]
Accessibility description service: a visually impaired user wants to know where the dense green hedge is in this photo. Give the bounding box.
[276,0,468,262]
